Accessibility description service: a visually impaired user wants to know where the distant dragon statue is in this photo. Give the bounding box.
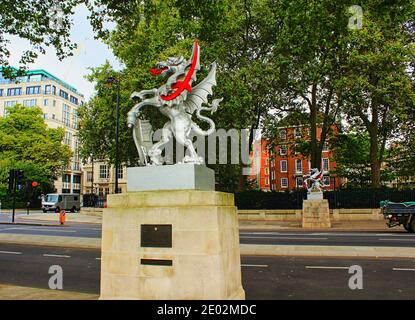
[127,40,223,166]
[303,168,324,194]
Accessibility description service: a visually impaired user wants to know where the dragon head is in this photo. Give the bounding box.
[150,41,201,102]
[150,56,186,78]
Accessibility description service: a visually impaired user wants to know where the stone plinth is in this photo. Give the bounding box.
[127,164,215,192]
[307,191,323,200]
[302,199,331,228]
[100,190,245,300]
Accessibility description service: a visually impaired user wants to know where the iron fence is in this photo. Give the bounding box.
[234,189,415,210]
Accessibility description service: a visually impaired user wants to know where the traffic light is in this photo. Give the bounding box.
[16,170,24,190]
[8,169,15,192]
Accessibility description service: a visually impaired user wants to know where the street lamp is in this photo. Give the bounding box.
[105,76,120,194]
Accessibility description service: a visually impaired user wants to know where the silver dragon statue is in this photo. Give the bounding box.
[303,168,324,194]
[127,40,223,166]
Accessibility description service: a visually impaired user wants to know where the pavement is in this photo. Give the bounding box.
[0,210,102,225]
[1,243,415,300]
[0,284,99,300]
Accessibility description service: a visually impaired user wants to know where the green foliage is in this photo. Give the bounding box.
[0,105,72,208]
[0,0,82,74]
[81,0,415,191]
[331,133,372,188]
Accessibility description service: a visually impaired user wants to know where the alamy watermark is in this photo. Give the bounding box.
[348,265,363,290]
[48,265,63,290]
[348,5,363,30]
[151,128,262,176]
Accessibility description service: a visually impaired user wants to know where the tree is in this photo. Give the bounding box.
[0,105,72,207]
[331,133,372,188]
[79,0,280,191]
[339,2,415,188]
[262,0,353,171]
[0,0,83,76]
[82,0,415,190]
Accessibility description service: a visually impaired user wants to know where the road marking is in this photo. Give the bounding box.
[378,238,415,242]
[393,268,415,272]
[241,264,268,268]
[1,227,76,233]
[43,254,71,258]
[0,251,22,255]
[306,266,349,270]
[240,236,328,240]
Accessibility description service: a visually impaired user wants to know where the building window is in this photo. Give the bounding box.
[271,171,275,180]
[43,114,48,119]
[295,159,302,173]
[322,142,329,152]
[7,87,22,96]
[26,86,41,95]
[264,167,269,175]
[73,175,81,184]
[281,178,288,188]
[0,89,3,96]
[280,145,287,155]
[265,178,270,185]
[45,85,51,94]
[29,74,42,82]
[280,160,288,173]
[63,104,71,127]
[53,100,56,107]
[59,89,69,100]
[70,95,79,105]
[73,153,80,171]
[322,158,330,172]
[117,166,124,179]
[23,99,37,107]
[294,143,300,154]
[279,129,287,141]
[73,110,78,129]
[296,177,303,188]
[4,100,17,108]
[323,176,331,186]
[294,127,302,138]
[64,131,72,146]
[87,171,93,182]
[52,86,56,95]
[44,99,48,106]
[99,165,109,179]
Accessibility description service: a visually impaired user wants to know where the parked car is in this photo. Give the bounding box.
[42,193,81,213]
[381,200,415,233]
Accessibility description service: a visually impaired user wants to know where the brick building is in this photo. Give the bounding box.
[250,125,342,191]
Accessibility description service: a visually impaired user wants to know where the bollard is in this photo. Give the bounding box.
[59,209,66,225]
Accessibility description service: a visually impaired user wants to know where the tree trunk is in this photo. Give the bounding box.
[309,84,321,170]
[369,133,381,188]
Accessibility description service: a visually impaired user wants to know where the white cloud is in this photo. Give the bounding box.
[6,4,123,101]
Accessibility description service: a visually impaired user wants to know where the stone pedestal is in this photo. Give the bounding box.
[100,189,245,300]
[302,199,331,228]
[127,164,215,192]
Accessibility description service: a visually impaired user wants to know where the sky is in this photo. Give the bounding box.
[7,4,123,101]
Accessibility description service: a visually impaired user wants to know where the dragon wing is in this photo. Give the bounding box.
[183,62,217,114]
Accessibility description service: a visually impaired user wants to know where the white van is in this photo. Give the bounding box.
[42,193,81,213]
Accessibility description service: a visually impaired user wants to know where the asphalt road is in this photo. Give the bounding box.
[0,243,414,299]
[0,221,415,247]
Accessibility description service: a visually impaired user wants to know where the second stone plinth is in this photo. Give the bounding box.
[302,199,331,228]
